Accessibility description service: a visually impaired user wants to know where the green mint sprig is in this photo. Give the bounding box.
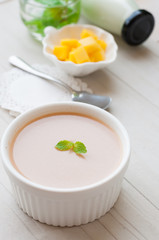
[55,140,87,154]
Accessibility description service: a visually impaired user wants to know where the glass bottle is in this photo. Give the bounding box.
[82,0,154,45]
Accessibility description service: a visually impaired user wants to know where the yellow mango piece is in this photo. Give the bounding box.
[68,51,77,63]
[79,36,101,54]
[80,29,98,40]
[97,39,107,50]
[71,46,90,64]
[61,39,80,49]
[90,49,105,62]
[53,46,69,61]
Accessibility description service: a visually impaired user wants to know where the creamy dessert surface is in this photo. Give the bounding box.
[11,113,122,189]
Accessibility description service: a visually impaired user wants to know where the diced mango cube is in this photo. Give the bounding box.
[70,46,90,64]
[61,39,80,49]
[53,46,69,61]
[68,51,77,63]
[80,29,98,40]
[97,39,107,50]
[79,36,101,54]
[90,49,105,62]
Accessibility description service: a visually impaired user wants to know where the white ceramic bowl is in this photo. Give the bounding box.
[42,24,118,76]
[1,102,130,227]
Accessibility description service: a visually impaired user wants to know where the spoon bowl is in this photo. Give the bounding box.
[9,56,112,109]
[72,91,112,109]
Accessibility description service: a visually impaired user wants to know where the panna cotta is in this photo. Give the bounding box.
[2,103,130,226]
[10,113,122,189]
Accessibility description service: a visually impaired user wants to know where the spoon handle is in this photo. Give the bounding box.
[9,56,73,93]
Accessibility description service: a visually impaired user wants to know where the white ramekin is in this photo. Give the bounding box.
[1,102,130,227]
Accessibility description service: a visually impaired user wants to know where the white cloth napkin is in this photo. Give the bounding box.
[0,64,92,117]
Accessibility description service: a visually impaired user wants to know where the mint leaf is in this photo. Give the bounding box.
[73,141,87,154]
[55,140,74,151]
[55,140,87,155]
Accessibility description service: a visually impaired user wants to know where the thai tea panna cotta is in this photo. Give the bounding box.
[10,113,122,189]
[1,103,130,226]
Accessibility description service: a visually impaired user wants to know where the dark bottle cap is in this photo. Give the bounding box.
[122,9,155,45]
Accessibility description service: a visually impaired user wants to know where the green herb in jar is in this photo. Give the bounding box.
[19,0,81,41]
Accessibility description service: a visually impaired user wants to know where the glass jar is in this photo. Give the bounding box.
[19,0,81,41]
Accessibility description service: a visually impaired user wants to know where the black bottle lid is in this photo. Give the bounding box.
[122,9,155,45]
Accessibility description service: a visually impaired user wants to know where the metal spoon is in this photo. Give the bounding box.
[9,56,112,109]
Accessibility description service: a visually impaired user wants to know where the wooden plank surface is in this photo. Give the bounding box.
[0,0,159,239]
